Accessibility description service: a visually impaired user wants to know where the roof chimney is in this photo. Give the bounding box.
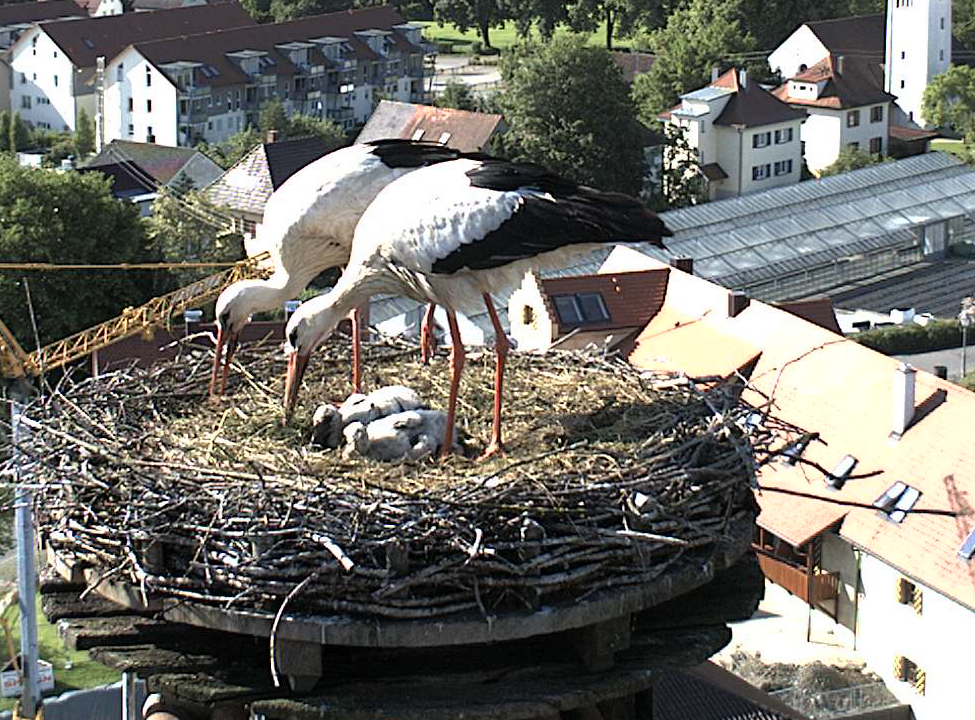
[266,129,279,144]
[670,256,694,274]
[836,55,844,76]
[738,69,747,88]
[711,66,719,83]
[934,365,948,380]
[728,291,750,318]
[892,363,916,438]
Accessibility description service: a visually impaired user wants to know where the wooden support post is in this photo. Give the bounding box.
[274,638,322,693]
[562,706,605,720]
[634,688,652,718]
[597,696,635,720]
[568,614,632,672]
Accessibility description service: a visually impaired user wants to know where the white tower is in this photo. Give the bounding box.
[885,0,951,127]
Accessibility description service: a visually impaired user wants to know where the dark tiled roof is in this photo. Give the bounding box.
[805,14,885,57]
[206,136,333,216]
[132,0,228,9]
[773,55,894,110]
[610,50,654,84]
[356,100,505,153]
[701,162,728,181]
[264,136,337,189]
[0,0,82,27]
[712,69,807,128]
[889,125,938,141]
[38,3,254,68]
[132,5,408,89]
[654,662,812,720]
[539,269,669,335]
[86,140,201,184]
[773,298,842,334]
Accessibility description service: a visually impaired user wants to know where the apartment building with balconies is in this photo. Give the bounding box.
[102,5,430,147]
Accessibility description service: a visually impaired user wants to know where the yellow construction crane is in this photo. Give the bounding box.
[0,253,271,380]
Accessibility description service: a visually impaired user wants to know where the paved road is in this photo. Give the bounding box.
[895,346,974,382]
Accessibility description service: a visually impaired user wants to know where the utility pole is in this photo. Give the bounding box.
[10,381,40,719]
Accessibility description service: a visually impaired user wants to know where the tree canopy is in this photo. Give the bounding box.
[631,0,754,121]
[74,108,96,159]
[0,156,153,347]
[923,65,975,147]
[819,145,884,176]
[496,35,646,194]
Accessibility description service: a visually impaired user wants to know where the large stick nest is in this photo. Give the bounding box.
[11,333,786,621]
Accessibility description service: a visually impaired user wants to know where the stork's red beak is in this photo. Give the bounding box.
[209,327,240,397]
[283,352,310,422]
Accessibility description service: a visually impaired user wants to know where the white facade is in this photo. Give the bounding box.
[8,26,78,132]
[800,103,890,173]
[664,75,803,200]
[885,0,950,126]
[768,25,829,80]
[104,48,180,147]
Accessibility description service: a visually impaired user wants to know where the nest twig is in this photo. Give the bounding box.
[2,333,803,620]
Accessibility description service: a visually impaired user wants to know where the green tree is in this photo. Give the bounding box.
[259,99,289,135]
[0,155,153,346]
[9,112,29,153]
[287,114,346,147]
[631,0,753,119]
[146,187,244,288]
[196,126,263,169]
[433,0,508,48]
[435,79,476,110]
[923,65,975,147]
[74,108,95,159]
[496,36,646,194]
[654,123,706,208]
[0,112,9,153]
[566,0,667,50]
[269,0,351,22]
[956,0,975,49]
[819,145,884,176]
[241,0,272,21]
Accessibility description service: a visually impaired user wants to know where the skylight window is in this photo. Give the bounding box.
[960,526,975,560]
[82,37,94,49]
[552,293,610,327]
[873,482,921,523]
[825,454,857,490]
[780,435,811,465]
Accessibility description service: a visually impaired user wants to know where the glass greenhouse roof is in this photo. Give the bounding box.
[370,152,975,335]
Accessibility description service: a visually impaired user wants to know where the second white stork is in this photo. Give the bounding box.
[209,140,466,397]
[283,158,671,458]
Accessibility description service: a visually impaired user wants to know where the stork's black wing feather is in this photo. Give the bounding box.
[431,161,671,274]
[367,139,496,168]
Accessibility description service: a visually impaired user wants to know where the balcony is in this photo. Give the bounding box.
[754,547,840,619]
[326,107,353,121]
[177,85,210,99]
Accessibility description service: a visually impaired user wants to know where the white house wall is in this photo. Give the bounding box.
[886,0,950,126]
[802,104,889,174]
[855,551,975,720]
[768,25,828,80]
[9,27,77,131]
[711,119,801,198]
[105,49,179,147]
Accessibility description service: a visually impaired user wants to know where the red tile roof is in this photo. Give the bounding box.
[710,69,807,129]
[356,101,505,153]
[773,298,842,335]
[773,55,894,110]
[38,3,255,68]
[0,0,82,26]
[617,253,975,611]
[539,269,669,336]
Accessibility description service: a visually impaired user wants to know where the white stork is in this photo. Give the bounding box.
[209,140,466,396]
[283,158,671,458]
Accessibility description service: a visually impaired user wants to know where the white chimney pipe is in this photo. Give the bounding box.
[738,69,747,87]
[893,363,916,437]
[711,66,719,83]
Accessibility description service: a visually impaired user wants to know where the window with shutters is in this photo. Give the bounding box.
[895,577,923,615]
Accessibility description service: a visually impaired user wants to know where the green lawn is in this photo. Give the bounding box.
[415,20,632,52]
[932,138,967,157]
[0,593,119,711]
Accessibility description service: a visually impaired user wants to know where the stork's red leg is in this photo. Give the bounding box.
[442,309,465,459]
[350,308,362,394]
[420,303,437,364]
[481,293,509,459]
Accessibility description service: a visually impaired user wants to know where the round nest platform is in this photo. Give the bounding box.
[18,334,777,625]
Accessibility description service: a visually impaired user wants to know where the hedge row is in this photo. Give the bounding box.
[850,319,966,355]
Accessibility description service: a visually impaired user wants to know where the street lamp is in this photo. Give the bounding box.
[959,297,975,378]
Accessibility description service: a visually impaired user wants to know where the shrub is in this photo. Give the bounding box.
[962,371,975,392]
[851,319,965,355]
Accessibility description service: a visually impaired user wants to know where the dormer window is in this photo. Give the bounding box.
[552,293,609,326]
